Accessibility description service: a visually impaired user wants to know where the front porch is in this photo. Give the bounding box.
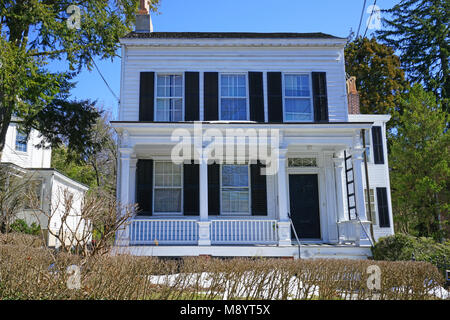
[112,122,375,258]
[112,218,372,259]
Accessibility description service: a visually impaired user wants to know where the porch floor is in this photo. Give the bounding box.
[112,243,372,260]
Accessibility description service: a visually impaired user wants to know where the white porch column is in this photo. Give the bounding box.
[198,156,211,246]
[116,147,133,246]
[352,147,372,246]
[277,148,291,246]
[333,151,351,244]
[324,151,338,243]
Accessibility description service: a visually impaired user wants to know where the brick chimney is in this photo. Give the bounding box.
[135,0,153,33]
[346,76,360,114]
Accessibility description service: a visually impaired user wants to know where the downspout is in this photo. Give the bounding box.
[362,129,375,242]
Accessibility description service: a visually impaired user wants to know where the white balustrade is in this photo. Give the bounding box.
[130,219,198,245]
[210,219,278,245]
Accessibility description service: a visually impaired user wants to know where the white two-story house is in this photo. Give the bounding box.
[1,120,89,246]
[112,11,394,259]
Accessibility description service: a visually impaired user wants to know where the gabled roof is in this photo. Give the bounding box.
[122,31,344,40]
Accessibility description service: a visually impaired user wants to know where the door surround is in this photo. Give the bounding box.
[286,166,328,243]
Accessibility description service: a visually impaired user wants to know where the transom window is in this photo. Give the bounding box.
[155,74,183,121]
[221,165,250,214]
[15,130,28,152]
[220,74,248,120]
[153,161,182,214]
[284,74,313,121]
[288,158,317,167]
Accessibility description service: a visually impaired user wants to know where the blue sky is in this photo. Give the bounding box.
[62,0,400,118]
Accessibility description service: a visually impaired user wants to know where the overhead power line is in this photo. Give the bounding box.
[355,0,368,38]
[363,0,378,38]
[91,58,120,103]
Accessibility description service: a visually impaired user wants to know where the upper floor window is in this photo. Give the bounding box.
[283,74,313,121]
[220,74,248,120]
[156,74,183,121]
[221,164,250,215]
[15,130,28,152]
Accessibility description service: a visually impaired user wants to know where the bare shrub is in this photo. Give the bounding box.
[0,238,446,300]
[27,189,135,257]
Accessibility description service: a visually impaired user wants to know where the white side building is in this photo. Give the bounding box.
[1,120,89,247]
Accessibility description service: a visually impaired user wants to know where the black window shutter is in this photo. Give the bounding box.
[185,72,200,121]
[183,162,199,215]
[249,72,265,122]
[372,126,384,164]
[208,163,220,215]
[376,187,390,227]
[267,72,283,122]
[139,72,155,121]
[250,162,268,216]
[312,72,329,122]
[136,159,153,216]
[204,72,219,121]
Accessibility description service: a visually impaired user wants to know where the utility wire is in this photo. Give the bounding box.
[91,58,120,103]
[355,0,367,39]
[363,0,378,39]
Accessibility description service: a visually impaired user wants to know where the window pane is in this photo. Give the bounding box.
[15,131,28,152]
[220,98,247,120]
[154,189,181,212]
[222,165,248,187]
[154,162,182,187]
[284,98,312,121]
[157,74,182,97]
[221,74,246,97]
[284,74,310,97]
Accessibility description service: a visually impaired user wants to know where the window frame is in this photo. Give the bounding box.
[154,73,185,122]
[282,72,314,122]
[364,188,377,225]
[362,129,373,163]
[152,161,184,216]
[220,164,251,216]
[218,73,250,121]
[15,129,28,153]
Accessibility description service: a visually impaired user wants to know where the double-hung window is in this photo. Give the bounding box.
[361,130,371,162]
[15,130,28,152]
[156,74,183,121]
[221,165,250,214]
[220,74,248,120]
[153,161,182,214]
[283,74,313,121]
[364,188,376,224]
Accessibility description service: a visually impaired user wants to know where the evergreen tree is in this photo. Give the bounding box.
[389,84,449,240]
[376,0,449,110]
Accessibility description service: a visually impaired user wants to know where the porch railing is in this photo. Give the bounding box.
[129,219,198,245]
[210,219,278,245]
[128,219,279,246]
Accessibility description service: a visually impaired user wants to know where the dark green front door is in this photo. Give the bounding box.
[288,174,321,239]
